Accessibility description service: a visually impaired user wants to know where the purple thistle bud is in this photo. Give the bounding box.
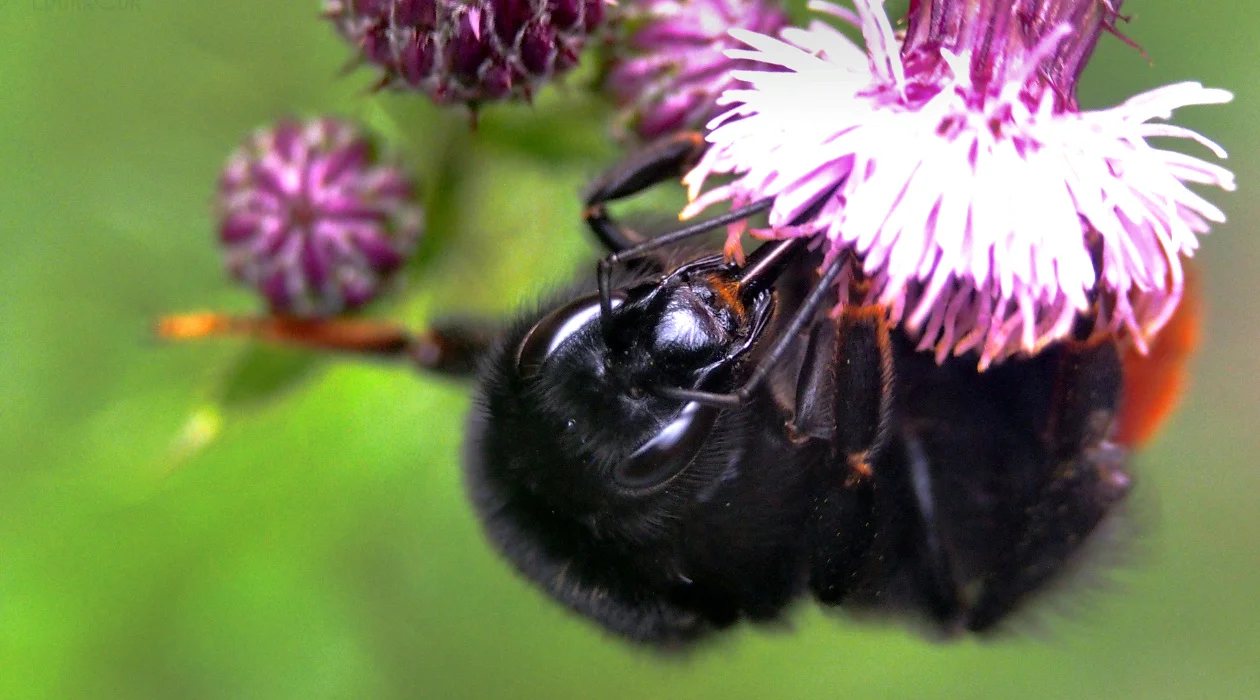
[604,0,790,141]
[325,0,607,107]
[683,0,1235,368]
[217,117,423,317]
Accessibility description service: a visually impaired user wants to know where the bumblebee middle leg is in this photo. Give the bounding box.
[796,307,898,604]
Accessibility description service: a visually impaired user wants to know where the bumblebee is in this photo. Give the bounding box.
[160,133,1198,647]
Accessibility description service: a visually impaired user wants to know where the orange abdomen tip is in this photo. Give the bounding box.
[1114,268,1203,448]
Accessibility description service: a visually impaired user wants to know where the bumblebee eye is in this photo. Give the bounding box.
[515,294,623,378]
[613,401,720,492]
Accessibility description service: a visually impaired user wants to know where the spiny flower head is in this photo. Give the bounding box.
[604,0,789,141]
[683,0,1235,368]
[217,117,423,317]
[325,0,607,107]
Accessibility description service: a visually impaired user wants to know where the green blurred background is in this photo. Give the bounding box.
[1,1,1256,698]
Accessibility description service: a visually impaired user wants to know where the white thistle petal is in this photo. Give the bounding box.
[685,1,1234,367]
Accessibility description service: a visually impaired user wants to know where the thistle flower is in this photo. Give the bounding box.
[217,117,423,317]
[325,0,607,107]
[682,0,1235,368]
[604,0,789,141]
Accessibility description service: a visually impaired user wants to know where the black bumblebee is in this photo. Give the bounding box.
[160,133,1193,648]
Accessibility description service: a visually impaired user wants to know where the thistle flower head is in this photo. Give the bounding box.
[217,117,423,317]
[683,0,1235,368]
[325,0,607,107]
[604,0,789,141]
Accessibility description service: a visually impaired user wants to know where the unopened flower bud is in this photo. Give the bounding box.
[217,117,423,316]
[326,0,607,107]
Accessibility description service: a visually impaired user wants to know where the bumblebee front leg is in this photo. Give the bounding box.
[584,132,776,329]
[584,130,773,263]
[582,131,709,253]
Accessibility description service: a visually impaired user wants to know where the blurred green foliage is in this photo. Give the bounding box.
[1,1,1257,698]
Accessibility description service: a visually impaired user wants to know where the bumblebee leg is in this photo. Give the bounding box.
[788,321,837,443]
[824,313,966,624]
[965,340,1131,632]
[585,132,775,326]
[894,426,966,626]
[156,313,495,378]
[583,130,835,254]
[801,308,895,604]
[582,131,709,253]
[830,307,896,477]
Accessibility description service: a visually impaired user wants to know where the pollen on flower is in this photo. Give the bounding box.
[217,117,423,317]
[681,0,1235,368]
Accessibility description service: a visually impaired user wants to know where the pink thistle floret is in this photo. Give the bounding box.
[682,0,1235,368]
[605,0,790,141]
[217,117,423,317]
